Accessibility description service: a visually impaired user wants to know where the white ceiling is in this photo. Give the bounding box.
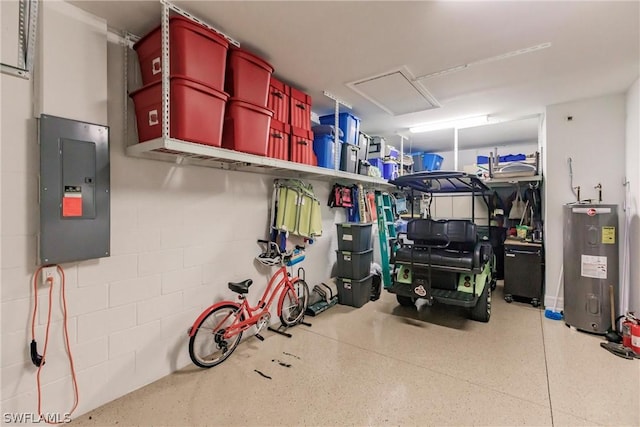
[71,1,639,152]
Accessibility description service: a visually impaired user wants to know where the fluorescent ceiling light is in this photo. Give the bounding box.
[409,115,489,133]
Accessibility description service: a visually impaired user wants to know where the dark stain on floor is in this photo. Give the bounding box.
[254,369,272,379]
[272,359,292,368]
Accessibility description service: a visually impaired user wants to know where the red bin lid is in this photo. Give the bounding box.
[270,119,290,133]
[291,126,313,139]
[269,77,290,94]
[133,15,229,52]
[229,47,274,74]
[227,98,274,117]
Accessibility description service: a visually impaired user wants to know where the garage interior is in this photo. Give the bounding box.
[1,1,639,426]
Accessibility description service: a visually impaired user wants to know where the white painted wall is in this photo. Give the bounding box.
[544,93,627,310]
[625,78,639,313]
[1,2,342,419]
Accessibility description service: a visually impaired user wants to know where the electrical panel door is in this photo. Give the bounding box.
[39,114,110,264]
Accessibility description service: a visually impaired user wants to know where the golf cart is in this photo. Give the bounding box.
[387,171,497,322]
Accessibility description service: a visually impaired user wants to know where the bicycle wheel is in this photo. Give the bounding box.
[189,304,243,368]
[279,279,309,326]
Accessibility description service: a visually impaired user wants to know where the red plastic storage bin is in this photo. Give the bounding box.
[222,98,274,156]
[290,126,316,166]
[268,120,290,161]
[225,47,274,107]
[129,76,228,146]
[268,77,290,123]
[290,87,312,130]
[133,16,229,90]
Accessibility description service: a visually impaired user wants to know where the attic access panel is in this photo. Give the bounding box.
[347,67,440,116]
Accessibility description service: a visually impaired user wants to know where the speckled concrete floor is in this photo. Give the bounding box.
[71,284,639,426]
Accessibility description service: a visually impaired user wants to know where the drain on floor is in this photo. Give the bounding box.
[254,369,272,380]
[272,359,292,368]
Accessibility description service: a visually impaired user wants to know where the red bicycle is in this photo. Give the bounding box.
[188,241,309,368]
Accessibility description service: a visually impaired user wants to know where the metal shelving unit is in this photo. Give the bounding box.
[483,175,543,187]
[123,0,391,188]
[126,137,392,186]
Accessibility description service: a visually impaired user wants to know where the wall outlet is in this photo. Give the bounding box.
[41,266,56,285]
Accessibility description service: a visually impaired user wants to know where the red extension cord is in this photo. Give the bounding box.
[31,265,79,423]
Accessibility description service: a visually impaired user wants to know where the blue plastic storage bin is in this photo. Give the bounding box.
[477,154,526,165]
[422,153,443,171]
[312,124,343,139]
[313,134,336,169]
[368,157,384,172]
[382,161,398,180]
[319,112,360,146]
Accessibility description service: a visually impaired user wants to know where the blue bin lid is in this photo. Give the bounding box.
[319,112,360,121]
[312,125,343,138]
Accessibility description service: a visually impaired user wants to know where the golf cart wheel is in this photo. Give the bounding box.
[490,278,497,291]
[504,294,513,303]
[470,284,491,322]
[396,295,416,307]
[531,298,540,308]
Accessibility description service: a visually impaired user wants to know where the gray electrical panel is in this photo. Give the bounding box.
[39,114,110,264]
[563,204,618,334]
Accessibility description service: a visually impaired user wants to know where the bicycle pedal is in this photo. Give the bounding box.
[255,334,265,341]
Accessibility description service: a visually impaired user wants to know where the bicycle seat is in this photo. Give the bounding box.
[228,279,253,294]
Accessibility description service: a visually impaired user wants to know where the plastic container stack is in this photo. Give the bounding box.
[289,87,315,165]
[222,47,274,156]
[266,77,290,161]
[130,16,279,157]
[335,223,373,308]
[319,112,362,173]
[319,112,360,145]
[264,78,315,165]
[312,125,340,169]
[356,132,371,175]
[130,16,230,146]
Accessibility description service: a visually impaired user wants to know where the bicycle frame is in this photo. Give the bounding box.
[187,265,304,339]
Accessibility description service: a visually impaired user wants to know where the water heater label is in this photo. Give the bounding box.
[602,227,615,244]
[581,255,607,279]
[572,207,612,214]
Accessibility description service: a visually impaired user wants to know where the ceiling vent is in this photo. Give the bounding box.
[347,67,440,116]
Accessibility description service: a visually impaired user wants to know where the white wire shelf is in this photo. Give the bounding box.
[482,175,543,186]
[126,137,394,187]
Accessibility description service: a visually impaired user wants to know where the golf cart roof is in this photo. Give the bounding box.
[389,171,491,194]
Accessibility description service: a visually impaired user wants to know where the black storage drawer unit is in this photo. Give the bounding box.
[504,240,543,306]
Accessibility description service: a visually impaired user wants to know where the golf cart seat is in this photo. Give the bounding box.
[394,218,492,273]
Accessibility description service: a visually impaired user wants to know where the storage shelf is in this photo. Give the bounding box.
[126,138,393,187]
[483,175,543,187]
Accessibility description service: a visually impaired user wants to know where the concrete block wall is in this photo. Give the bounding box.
[1,1,343,419]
